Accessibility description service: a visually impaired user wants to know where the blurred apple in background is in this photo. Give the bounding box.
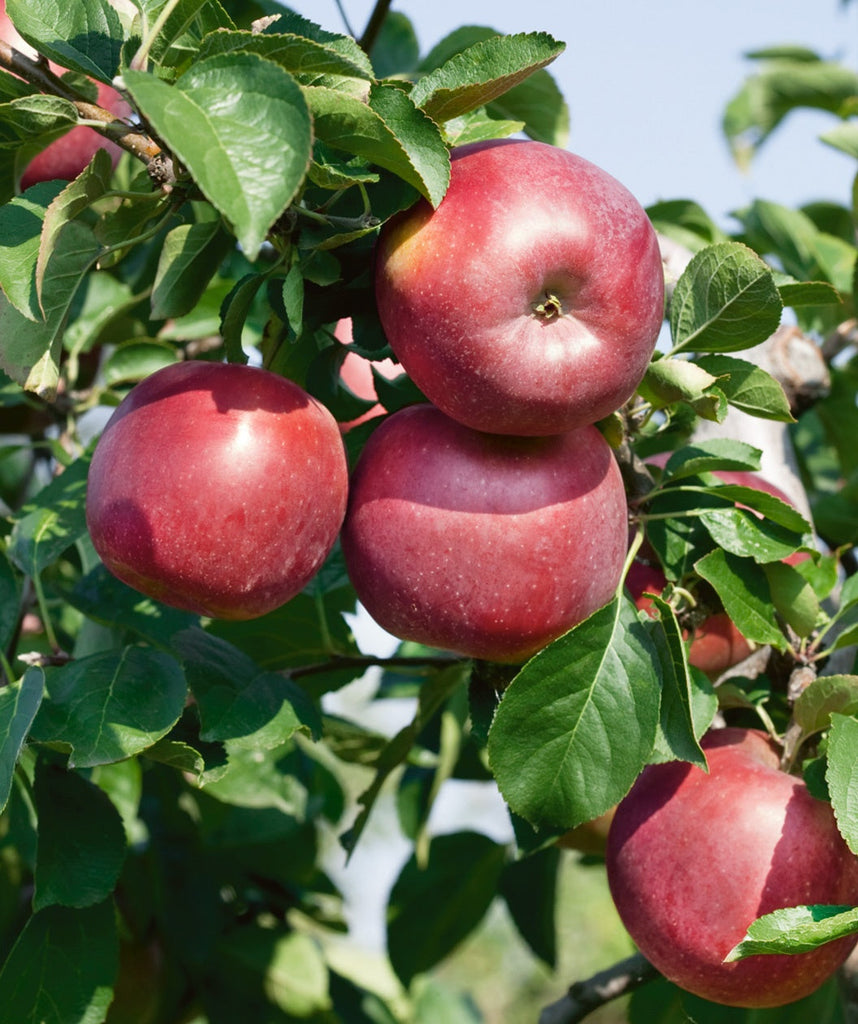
[334,318,402,430]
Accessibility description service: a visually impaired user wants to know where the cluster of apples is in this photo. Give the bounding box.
[87,138,666,659]
[340,138,665,662]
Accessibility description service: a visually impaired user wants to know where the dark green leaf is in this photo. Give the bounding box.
[29,647,188,767]
[173,628,322,749]
[151,220,234,320]
[499,844,559,967]
[0,668,44,815]
[487,597,661,829]
[7,0,124,83]
[0,900,118,1024]
[387,831,506,985]
[645,595,715,766]
[33,761,126,910]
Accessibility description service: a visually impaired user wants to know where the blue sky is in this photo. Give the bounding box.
[290,0,858,226]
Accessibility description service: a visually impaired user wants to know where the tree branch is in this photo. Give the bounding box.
[539,953,660,1024]
[0,39,162,168]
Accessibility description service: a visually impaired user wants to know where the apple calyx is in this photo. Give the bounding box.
[532,291,563,320]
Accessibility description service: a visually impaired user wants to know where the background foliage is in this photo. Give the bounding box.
[0,1,857,1022]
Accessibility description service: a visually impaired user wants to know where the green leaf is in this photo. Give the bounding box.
[304,83,450,208]
[29,647,188,767]
[341,663,469,856]
[821,122,858,160]
[68,564,200,649]
[670,241,783,354]
[762,560,820,638]
[723,56,858,166]
[387,831,506,985]
[695,548,787,650]
[658,439,762,481]
[777,278,841,308]
[7,0,124,83]
[698,502,805,563]
[0,547,23,652]
[695,353,794,422]
[411,32,565,125]
[151,220,234,320]
[0,217,101,400]
[794,676,858,737]
[0,180,65,320]
[487,597,661,829]
[215,925,331,1017]
[725,904,858,961]
[0,900,118,1024]
[146,0,235,69]
[499,844,559,968]
[0,668,44,815]
[196,27,374,85]
[124,54,312,258]
[100,340,180,386]
[173,628,321,749]
[36,149,114,314]
[645,594,715,766]
[219,271,264,364]
[8,452,91,576]
[33,761,126,911]
[826,713,858,856]
[639,357,717,404]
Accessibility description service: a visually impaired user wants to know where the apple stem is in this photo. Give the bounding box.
[532,292,563,320]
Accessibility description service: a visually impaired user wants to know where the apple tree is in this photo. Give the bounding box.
[0,1,857,1022]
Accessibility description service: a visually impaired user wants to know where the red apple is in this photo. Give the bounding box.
[1,0,130,189]
[606,727,858,1008]
[374,139,665,437]
[340,403,628,663]
[334,318,401,431]
[86,361,349,620]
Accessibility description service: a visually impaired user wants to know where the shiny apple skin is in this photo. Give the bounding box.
[86,361,349,620]
[340,403,628,662]
[606,728,858,1008]
[374,139,665,437]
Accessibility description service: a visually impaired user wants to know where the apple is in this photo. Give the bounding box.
[606,727,858,1008]
[374,138,665,437]
[334,318,401,431]
[86,360,349,620]
[1,0,130,189]
[340,403,628,663]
